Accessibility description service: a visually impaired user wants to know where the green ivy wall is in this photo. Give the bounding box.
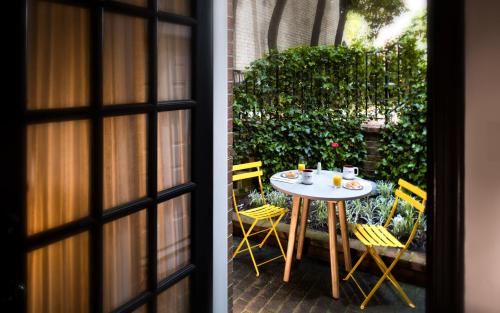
[233,30,427,187]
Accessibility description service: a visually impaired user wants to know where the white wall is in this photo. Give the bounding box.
[465,0,500,312]
[213,0,229,311]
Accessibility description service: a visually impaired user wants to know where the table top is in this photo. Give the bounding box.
[270,170,374,201]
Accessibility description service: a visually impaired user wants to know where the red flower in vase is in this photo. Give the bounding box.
[330,141,340,149]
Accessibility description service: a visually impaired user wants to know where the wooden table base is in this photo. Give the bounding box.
[327,201,340,299]
[283,196,301,282]
[282,197,352,299]
[296,198,310,260]
[338,200,352,271]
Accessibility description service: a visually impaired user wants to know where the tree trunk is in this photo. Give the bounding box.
[268,0,288,50]
[310,0,327,46]
[334,0,348,46]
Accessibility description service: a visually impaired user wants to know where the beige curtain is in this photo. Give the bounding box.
[103,12,148,105]
[103,210,148,312]
[26,120,90,235]
[103,114,147,210]
[27,232,89,313]
[157,277,190,313]
[27,0,90,109]
[27,2,192,312]
[158,22,192,101]
[158,0,191,16]
[158,110,191,191]
[157,195,191,281]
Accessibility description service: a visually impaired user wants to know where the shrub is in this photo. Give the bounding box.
[247,189,290,209]
[375,17,427,188]
[234,106,368,179]
[247,189,265,207]
[333,181,425,249]
[234,35,427,186]
[315,201,328,227]
[245,180,425,250]
[267,190,287,208]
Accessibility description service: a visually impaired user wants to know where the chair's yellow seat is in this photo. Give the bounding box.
[240,204,288,220]
[353,224,404,248]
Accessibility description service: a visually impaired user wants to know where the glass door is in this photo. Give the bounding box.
[4,0,213,312]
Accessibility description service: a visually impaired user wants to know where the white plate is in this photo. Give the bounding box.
[281,171,299,179]
[343,182,363,190]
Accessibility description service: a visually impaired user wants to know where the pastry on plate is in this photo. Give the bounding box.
[282,171,298,179]
[344,181,362,189]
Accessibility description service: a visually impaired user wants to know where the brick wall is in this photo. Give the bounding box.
[228,0,235,311]
[234,0,340,70]
[361,123,383,178]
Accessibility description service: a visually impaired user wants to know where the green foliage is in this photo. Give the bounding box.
[234,107,367,179]
[338,180,425,249]
[247,189,288,208]
[349,0,406,38]
[344,12,370,46]
[248,181,425,250]
[390,214,412,239]
[375,24,427,188]
[376,180,395,198]
[234,45,376,179]
[247,189,265,207]
[315,201,328,227]
[235,24,427,188]
[266,190,287,208]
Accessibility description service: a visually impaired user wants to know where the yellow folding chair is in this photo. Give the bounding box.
[344,178,426,310]
[231,161,288,277]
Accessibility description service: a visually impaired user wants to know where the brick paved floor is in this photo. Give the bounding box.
[232,237,425,313]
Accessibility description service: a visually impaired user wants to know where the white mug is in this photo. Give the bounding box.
[301,169,314,185]
[342,165,359,179]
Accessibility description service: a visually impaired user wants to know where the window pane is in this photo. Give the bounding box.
[158,0,191,16]
[27,232,89,313]
[103,13,148,105]
[158,110,191,191]
[26,121,90,235]
[103,210,148,312]
[157,277,190,313]
[27,1,90,109]
[158,23,192,101]
[103,114,147,209]
[157,194,191,280]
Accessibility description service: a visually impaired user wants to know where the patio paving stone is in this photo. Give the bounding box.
[232,237,425,313]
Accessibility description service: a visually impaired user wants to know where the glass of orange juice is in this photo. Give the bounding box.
[333,175,342,188]
[298,163,306,172]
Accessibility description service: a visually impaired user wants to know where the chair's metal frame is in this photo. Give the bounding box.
[344,179,427,310]
[231,161,287,277]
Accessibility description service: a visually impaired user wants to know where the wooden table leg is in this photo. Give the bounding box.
[338,200,352,271]
[296,198,310,260]
[283,196,301,282]
[327,201,340,299]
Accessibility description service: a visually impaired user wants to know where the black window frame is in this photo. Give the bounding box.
[3,0,213,312]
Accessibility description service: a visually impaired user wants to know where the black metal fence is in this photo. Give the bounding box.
[233,44,424,123]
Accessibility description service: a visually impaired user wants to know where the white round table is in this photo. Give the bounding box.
[270,170,374,299]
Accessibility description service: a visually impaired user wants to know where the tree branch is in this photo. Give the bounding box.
[335,0,348,46]
[311,0,327,46]
[268,0,288,50]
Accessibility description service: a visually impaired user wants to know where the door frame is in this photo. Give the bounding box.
[3,0,213,312]
[427,0,465,311]
[3,0,467,312]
